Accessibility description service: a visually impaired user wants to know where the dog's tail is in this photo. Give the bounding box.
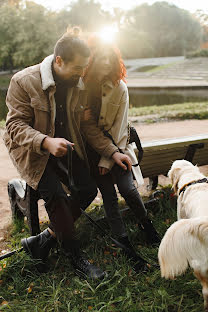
[158,217,208,279]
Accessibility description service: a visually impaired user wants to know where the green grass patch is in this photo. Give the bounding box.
[0,188,203,311]
[0,120,5,128]
[0,74,12,89]
[129,101,208,121]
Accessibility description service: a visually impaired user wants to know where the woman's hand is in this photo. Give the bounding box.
[99,167,110,175]
[83,108,92,121]
[111,152,132,171]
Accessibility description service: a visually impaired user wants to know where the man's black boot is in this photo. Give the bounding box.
[21,229,57,272]
[63,241,106,281]
[115,235,149,273]
[140,218,160,245]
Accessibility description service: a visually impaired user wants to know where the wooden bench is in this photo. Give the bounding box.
[8,134,208,235]
[137,134,208,189]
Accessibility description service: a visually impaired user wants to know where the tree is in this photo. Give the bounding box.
[13,1,58,67]
[56,0,111,33]
[122,1,202,58]
[0,4,20,70]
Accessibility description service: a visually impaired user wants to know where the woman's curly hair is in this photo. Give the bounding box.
[84,35,126,85]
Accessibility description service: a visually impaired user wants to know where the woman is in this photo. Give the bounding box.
[82,36,159,266]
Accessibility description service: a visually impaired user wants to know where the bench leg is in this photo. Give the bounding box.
[8,183,25,221]
[8,181,41,235]
[26,186,41,236]
[147,176,158,190]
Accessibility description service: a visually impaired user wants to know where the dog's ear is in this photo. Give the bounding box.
[168,167,180,194]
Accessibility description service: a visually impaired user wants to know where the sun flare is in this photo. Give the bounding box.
[97,25,118,43]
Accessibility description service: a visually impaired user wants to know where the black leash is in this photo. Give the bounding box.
[0,247,23,261]
[66,144,136,252]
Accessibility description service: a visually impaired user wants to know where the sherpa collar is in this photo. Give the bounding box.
[40,54,85,91]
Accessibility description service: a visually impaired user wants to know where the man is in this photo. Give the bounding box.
[4,29,132,280]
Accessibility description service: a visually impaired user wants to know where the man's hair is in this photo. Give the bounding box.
[54,27,90,63]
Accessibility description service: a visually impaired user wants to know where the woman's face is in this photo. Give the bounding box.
[94,52,112,77]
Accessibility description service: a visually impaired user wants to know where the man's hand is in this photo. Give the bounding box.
[99,167,110,175]
[42,137,74,157]
[112,152,132,171]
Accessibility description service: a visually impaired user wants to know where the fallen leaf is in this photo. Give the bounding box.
[128,269,132,276]
[0,280,3,285]
[88,306,93,310]
[104,250,110,255]
[88,259,94,264]
[27,286,33,293]
[27,282,34,293]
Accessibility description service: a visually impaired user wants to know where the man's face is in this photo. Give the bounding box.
[55,54,89,86]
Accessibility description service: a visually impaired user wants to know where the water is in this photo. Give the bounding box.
[1,87,208,121]
[129,88,208,107]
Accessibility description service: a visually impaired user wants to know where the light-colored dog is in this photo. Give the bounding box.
[158,159,208,311]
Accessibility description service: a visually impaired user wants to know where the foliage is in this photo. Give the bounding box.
[0,188,204,311]
[0,0,205,70]
[122,2,202,58]
[129,101,208,122]
[186,48,208,58]
[56,0,111,32]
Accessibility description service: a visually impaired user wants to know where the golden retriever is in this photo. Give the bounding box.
[158,159,208,311]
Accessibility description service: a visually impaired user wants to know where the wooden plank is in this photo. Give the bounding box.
[133,134,208,179]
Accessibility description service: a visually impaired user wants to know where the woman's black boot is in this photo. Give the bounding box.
[63,240,107,281]
[140,218,160,245]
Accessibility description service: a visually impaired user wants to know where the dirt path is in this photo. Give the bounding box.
[1,119,208,251]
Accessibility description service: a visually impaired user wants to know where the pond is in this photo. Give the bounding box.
[1,87,208,121]
[129,88,208,107]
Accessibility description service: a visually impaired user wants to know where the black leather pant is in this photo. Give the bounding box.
[86,146,147,237]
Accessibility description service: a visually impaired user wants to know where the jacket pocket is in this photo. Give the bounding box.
[31,99,50,112]
[105,102,120,126]
[30,99,51,134]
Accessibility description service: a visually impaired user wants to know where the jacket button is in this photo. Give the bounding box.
[103,93,106,97]
[100,116,104,119]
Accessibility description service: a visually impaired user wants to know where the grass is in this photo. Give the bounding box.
[0,120,5,128]
[0,74,12,89]
[0,188,203,311]
[129,101,208,122]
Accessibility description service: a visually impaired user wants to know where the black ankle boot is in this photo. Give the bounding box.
[71,253,106,280]
[115,235,149,273]
[21,229,57,272]
[140,218,160,245]
[63,241,106,281]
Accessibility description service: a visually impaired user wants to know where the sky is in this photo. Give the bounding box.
[33,0,208,13]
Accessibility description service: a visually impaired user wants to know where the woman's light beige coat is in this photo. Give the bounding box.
[89,79,144,185]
